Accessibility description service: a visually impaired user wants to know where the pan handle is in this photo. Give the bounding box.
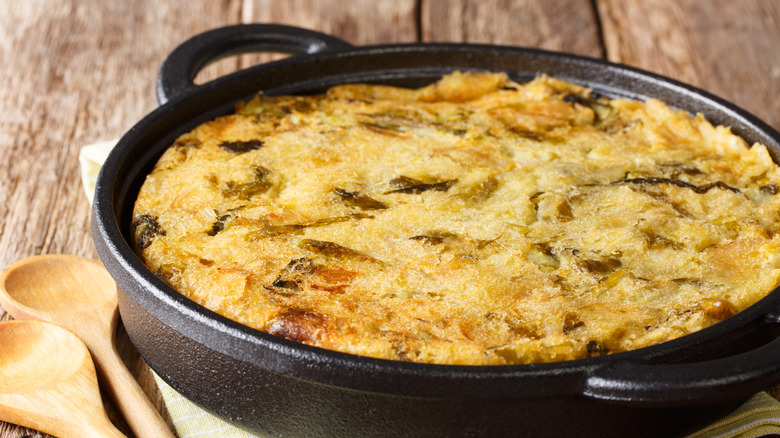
[156,24,353,104]
[584,314,780,406]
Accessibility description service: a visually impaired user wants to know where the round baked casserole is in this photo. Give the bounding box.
[132,71,780,365]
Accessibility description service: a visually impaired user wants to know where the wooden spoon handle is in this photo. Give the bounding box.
[89,337,175,438]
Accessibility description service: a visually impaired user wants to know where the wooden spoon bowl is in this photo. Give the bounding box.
[1,254,117,314]
[0,320,125,438]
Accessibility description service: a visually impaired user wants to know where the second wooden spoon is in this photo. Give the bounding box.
[0,320,126,438]
[0,254,174,438]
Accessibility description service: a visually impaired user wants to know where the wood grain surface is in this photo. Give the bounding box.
[0,1,778,436]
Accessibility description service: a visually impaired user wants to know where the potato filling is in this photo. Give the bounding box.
[133,72,780,365]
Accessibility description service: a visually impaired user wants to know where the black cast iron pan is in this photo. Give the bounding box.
[92,24,780,437]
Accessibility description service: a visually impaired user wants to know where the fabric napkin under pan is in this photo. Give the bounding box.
[81,140,780,438]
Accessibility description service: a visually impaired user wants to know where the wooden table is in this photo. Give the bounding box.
[1,1,779,436]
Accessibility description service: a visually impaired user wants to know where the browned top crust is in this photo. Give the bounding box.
[133,72,780,364]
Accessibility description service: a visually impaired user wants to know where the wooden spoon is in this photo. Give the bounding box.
[0,254,174,438]
[0,320,126,438]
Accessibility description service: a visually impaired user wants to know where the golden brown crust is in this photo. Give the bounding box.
[132,72,780,365]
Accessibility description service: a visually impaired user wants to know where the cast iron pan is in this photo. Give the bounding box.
[92,24,780,437]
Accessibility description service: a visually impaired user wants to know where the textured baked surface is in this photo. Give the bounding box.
[132,72,780,365]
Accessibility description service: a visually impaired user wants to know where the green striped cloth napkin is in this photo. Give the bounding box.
[81,140,780,438]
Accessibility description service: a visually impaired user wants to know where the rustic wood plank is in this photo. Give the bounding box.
[0,0,244,269]
[597,0,780,130]
[244,0,418,44]
[421,0,603,57]
[195,0,419,84]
